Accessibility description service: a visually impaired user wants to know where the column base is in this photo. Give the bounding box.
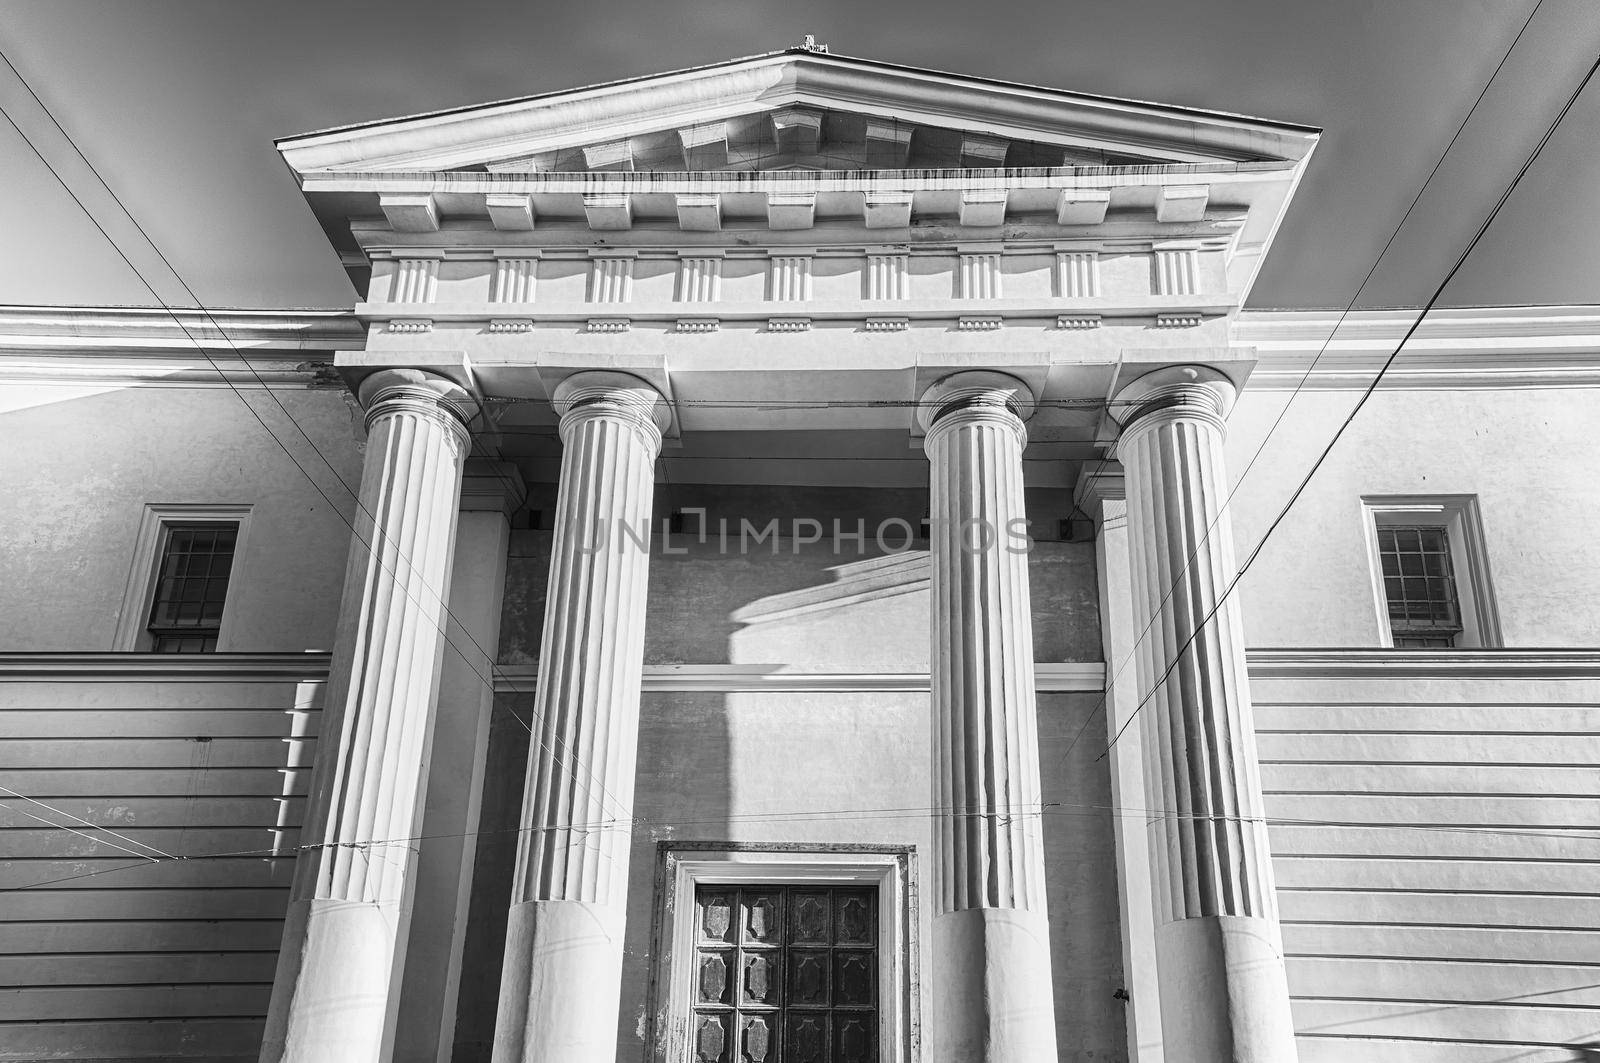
[262,897,405,1063]
[492,899,626,1063]
[1155,915,1298,1063]
[931,907,1059,1063]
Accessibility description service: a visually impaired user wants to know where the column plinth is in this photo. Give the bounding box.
[919,371,1059,1063]
[262,369,476,1063]
[491,372,667,1063]
[1114,365,1297,1063]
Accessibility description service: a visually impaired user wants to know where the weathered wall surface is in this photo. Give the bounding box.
[0,383,362,652]
[1228,386,1600,647]
[0,663,323,1063]
[497,484,1102,668]
[1252,665,1600,1062]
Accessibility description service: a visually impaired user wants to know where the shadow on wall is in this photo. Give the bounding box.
[448,686,537,1063]
[727,551,932,671]
[622,549,934,1054]
[450,527,1113,1058]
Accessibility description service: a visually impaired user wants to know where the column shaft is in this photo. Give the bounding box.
[394,462,524,1063]
[1077,471,1164,1062]
[1116,366,1296,1063]
[920,372,1058,1063]
[492,373,665,1063]
[262,369,474,1063]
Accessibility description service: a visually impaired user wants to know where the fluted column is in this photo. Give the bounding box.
[262,369,476,1063]
[919,371,1059,1063]
[1114,365,1297,1063]
[492,371,668,1063]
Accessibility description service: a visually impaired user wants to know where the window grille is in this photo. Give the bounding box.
[146,524,237,653]
[1377,525,1461,648]
[692,884,877,1063]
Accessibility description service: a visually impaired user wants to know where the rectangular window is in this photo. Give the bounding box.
[692,885,877,1063]
[146,524,238,653]
[115,504,251,653]
[1364,496,1499,649]
[1377,525,1462,647]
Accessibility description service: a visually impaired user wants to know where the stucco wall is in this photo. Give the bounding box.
[497,486,1102,668]
[454,686,1125,1063]
[1227,386,1600,647]
[455,508,1123,1061]
[0,383,362,652]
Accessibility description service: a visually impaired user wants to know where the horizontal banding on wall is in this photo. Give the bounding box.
[490,662,1105,693]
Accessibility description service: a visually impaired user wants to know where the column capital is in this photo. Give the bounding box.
[1111,363,1236,439]
[460,459,527,518]
[917,370,1035,450]
[1073,467,1126,530]
[357,367,479,438]
[552,370,671,453]
[1073,466,1125,507]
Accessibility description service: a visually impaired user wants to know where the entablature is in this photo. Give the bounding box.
[10,305,1600,395]
[0,306,364,393]
[281,48,1317,303]
[351,232,1241,331]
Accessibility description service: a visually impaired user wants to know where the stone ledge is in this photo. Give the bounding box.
[0,652,334,682]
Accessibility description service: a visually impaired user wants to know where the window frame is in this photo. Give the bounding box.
[114,504,252,652]
[1361,495,1500,649]
[649,843,917,1063]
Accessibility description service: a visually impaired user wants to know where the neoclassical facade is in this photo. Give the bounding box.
[3,46,1599,1063]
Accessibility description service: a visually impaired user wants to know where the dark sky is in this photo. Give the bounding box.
[1,0,1597,310]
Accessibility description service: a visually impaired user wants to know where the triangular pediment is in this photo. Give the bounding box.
[474,107,1181,175]
[279,48,1317,177]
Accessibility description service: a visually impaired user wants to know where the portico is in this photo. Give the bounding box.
[262,45,1318,1063]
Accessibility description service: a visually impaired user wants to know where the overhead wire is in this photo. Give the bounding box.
[1098,27,1600,763]
[1054,0,1553,765]
[1062,0,1548,573]
[0,54,634,830]
[2,9,1593,892]
[6,795,1595,894]
[0,48,640,841]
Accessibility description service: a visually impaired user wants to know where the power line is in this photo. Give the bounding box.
[0,51,639,838]
[1099,30,1600,763]
[2,11,1590,904]
[6,795,1595,894]
[0,59,642,837]
[1056,0,1553,766]
[0,782,175,862]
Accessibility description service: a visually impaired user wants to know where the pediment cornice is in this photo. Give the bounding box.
[279,49,1319,176]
